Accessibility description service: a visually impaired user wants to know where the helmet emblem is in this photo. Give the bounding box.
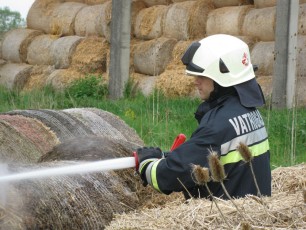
[242,52,249,66]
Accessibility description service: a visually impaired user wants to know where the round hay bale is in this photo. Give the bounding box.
[0,114,59,157]
[206,5,253,36]
[51,36,84,69]
[296,77,306,106]
[0,63,33,90]
[253,0,275,8]
[0,160,140,229]
[166,39,195,70]
[242,7,276,41]
[27,34,58,66]
[85,0,109,4]
[46,68,85,90]
[235,35,258,50]
[26,0,63,34]
[163,0,214,40]
[22,65,55,92]
[5,109,94,141]
[71,37,109,74]
[299,4,306,35]
[74,4,105,37]
[142,0,172,6]
[1,28,43,63]
[0,120,45,163]
[133,37,177,76]
[63,108,128,141]
[50,2,86,36]
[256,75,272,99]
[297,35,306,78]
[212,0,253,8]
[251,41,275,76]
[95,1,112,38]
[87,108,144,146]
[64,0,84,2]
[39,136,140,162]
[155,67,197,97]
[130,72,157,96]
[134,5,168,40]
[96,0,146,42]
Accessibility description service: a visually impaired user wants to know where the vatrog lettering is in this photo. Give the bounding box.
[229,110,265,136]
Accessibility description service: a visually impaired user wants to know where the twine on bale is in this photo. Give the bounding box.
[87,108,144,146]
[5,109,94,141]
[0,120,44,163]
[0,114,59,157]
[63,108,127,141]
[1,28,42,63]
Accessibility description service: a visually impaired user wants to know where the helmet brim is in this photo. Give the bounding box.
[234,78,265,108]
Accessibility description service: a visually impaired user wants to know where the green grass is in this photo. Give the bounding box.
[0,76,305,168]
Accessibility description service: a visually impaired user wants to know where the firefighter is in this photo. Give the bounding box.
[135,34,271,199]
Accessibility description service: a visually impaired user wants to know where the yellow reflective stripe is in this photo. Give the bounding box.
[150,159,162,192]
[220,139,270,165]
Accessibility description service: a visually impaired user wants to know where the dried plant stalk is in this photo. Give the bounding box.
[191,164,231,228]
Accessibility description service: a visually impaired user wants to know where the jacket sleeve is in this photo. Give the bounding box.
[143,125,221,194]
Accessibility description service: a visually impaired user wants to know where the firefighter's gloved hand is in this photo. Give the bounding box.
[136,147,163,186]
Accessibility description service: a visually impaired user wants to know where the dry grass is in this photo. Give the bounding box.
[106,163,306,229]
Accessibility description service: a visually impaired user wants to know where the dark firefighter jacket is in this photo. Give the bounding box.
[143,93,272,199]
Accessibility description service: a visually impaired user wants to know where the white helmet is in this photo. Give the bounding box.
[181,34,255,87]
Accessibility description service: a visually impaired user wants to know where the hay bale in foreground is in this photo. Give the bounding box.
[206,5,252,36]
[51,36,83,69]
[63,108,129,141]
[87,108,144,146]
[1,28,42,63]
[105,163,306,229]
[133,37,177,76]
[0,63,33,90]
[163,0,214,40]
[5,109,94,141]
[0,161,139,229]
[0,119,47,163]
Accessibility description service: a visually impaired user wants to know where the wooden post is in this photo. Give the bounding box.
[108,0,131,100]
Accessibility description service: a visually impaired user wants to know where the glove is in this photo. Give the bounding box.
[135,147,163,186]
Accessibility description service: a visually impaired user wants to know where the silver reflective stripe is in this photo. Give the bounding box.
[139,158,158,173]
[221,127,268,156]
[145,161,155,185]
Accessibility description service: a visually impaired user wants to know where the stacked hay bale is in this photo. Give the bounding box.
[0,0,306,104]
